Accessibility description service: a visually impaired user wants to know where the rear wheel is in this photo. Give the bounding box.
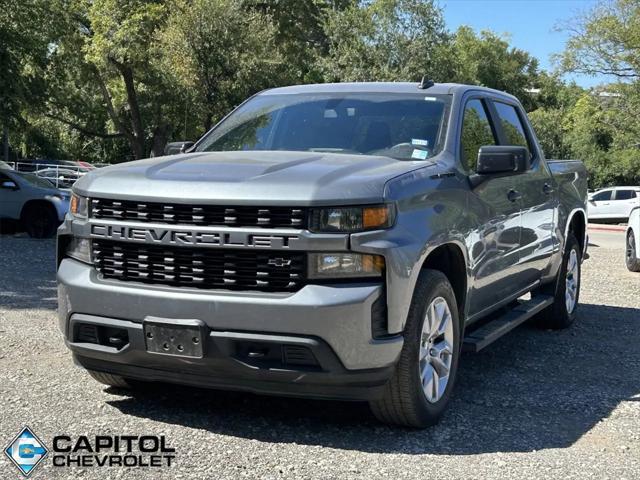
[22,203,59,238]
[369,269,461,428]
[626,230,640,272]
[537,233,581,329]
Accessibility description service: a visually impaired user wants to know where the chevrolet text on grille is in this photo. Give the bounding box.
[90,224,300,248]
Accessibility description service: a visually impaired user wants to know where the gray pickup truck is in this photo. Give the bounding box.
[57,82,588,427]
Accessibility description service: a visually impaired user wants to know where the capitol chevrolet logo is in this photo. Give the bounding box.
[4,426,48,477]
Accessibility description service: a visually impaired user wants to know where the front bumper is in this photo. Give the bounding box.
[57,258,403,400]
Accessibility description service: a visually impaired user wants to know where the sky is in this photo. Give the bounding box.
[441,0,604,87]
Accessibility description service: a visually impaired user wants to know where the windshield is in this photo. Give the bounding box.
[13,171,56,188]
[196,92,449,161]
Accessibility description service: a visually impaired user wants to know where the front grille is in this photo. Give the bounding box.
[91,198,308,229]
[92,240,306,292]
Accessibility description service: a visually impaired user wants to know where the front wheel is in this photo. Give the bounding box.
[537,233,582,329]
[23,204,59,238]
[369,269,461,428]
[626,230,640,272]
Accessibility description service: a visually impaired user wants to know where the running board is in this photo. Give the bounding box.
[463,295,554,352]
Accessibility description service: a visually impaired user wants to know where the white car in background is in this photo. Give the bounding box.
[588,186,640,222]
[627,208,640,272]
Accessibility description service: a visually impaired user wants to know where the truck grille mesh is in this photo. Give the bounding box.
[92,240,306,292]
[91,198,308,229]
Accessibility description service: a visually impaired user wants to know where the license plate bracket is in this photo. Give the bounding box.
[143,317,205,358]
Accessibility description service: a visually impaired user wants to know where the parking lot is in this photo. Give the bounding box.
[0,229,639,479]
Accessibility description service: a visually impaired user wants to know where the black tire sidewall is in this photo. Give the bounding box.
[24,204,58,238]
[627,231,640,271]
[403,270,461,422]
[555,233,581,324]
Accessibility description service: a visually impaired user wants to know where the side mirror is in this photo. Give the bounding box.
[469,146,531,188]
[180,141,195,153]
[164,141,195,156]
[0,180,18,190]
[476,146,530,174]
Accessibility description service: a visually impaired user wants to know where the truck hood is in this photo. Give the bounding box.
[74,151,435,205]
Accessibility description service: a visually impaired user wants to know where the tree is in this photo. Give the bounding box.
[445,27,540,110]
[557,0,640,187]
[83,0,179,158]
[528,108,571,160]
[160,0,284,133]
[246,0,354,83]
[320,0,448,82]
[557,0,640,79]
[0,0,62,159]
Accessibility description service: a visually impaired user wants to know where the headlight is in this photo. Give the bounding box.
[309,204,394,233]
[308,253,385,279]
[66,236,92,263]
[70,193,88,218]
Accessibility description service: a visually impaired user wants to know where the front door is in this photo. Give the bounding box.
[589,189,614,219]
[0,172,22,219]
[460,97,525,317]
[490,100,556,286]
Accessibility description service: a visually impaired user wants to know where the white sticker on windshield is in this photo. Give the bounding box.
[411,149,429,160]
[411,139,429,147]
[424,96,438,101]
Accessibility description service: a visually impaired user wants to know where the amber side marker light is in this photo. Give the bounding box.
[363,206,391,230]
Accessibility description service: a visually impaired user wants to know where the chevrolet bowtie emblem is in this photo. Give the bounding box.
[268,258,292,267]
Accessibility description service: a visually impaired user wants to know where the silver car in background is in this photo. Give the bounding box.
[0,169,70,237]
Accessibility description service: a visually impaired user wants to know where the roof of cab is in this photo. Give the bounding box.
[261,82,518,100]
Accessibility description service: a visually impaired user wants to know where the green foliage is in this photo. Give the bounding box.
[554,0,640,187]
[161,0,283,132]
[528,108,571,160]
[0,0,61,125]
[445,27,540,110]
[1,0,637,190]
[245,0,353,83]
[557,0,640,79]
[320,0,448,82]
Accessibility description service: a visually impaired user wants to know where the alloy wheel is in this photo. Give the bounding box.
[565,248,579,314]
[419,296,454,403]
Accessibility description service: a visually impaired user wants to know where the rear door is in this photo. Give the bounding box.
[611,189,640,219]
[460,97,525,316]
[489,100,556,287]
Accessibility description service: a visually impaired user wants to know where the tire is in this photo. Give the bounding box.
[22,203,59,238]
[626,230,640,272]
[369,269,461,428]
[537,232,582,329]
[87,370,132,389]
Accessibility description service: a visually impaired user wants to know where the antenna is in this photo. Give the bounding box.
[419,76,434,89]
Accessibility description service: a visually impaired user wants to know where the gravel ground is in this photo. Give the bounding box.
[0,230,639,479]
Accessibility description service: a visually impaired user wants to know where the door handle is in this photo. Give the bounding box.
[507,189,522,202]
[543,183,555,195]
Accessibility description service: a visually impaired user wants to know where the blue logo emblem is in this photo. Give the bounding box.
[4,426,48,477]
